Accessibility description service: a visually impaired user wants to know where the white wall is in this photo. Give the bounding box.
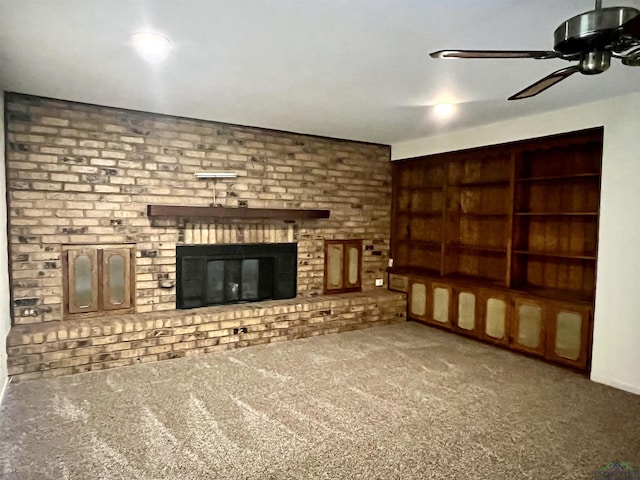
[0,92,11,404]
[392,91,640,395]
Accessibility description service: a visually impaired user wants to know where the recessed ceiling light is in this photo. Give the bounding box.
[432,103,456,120]
[132,31,171,64]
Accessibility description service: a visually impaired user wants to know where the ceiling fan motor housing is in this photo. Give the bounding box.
[554,6,640,74]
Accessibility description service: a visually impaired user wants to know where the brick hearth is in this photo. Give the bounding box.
[7,291,405,381]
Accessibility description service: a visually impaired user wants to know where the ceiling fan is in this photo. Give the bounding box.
[430,0,640,100]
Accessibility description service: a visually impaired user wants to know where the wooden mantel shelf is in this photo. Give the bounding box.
[147,204,330,220]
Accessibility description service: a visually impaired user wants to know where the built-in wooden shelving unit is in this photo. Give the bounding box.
[389,127,603,373]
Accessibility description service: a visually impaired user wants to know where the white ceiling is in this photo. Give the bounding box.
[1,0,640,145]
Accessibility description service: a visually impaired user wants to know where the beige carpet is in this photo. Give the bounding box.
[1,322,639,480]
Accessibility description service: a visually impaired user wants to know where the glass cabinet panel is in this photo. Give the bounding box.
[347,246,359,286]
[457,292,475,331]
[67,248,99,314]
[326,244,344,290]
[517,303,542,349]
[555,310,582,360]
[108,253,126,305]
[103,248,132,311]
[486,298,507,339]
[74,255,93,308]
[410,282,427,317]
[433,286,450,324]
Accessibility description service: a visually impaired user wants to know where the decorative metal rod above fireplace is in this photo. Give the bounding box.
[194,171,238,206]
[194,172,237,179]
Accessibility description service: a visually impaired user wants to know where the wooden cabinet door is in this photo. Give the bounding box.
[343,240,362,290]
[452,287,479,337]
[64,244,135,318]
[511,296,546,357]
[102,248,133,311]
[325,243,344,291]
[408,278,429,322]
[428,282,452,328]
[478,290,511,347]
[388,273,409,293]
[407,279,459,330]
[546,302,591,370]
[66,248,99,314]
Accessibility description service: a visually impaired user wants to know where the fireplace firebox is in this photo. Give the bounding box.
[176,243,297,309]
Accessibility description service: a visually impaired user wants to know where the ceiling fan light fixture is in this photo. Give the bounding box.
[579,50,611,74]
[132,31,172,63]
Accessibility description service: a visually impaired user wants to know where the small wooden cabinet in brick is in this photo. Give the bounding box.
[63,245,135,318]
[324,240,362,294]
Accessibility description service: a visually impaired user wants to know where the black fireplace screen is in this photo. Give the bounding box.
[176,243,297,309]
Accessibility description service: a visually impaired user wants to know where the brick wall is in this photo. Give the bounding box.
[3,94,407,381]
[5,93,394,325]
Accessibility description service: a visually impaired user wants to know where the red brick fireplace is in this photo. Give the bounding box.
[4,94,406,381]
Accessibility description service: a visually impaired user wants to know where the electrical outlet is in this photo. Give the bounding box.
[388,258,394,268]
[375,278,384,287]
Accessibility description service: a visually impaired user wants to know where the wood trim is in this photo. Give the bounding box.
[395,126,604,164]
[147,204,330,220]
[505,152,517,288]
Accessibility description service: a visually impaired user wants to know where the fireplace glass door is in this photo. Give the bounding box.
[177,243,296,309]
[203,258,270,305]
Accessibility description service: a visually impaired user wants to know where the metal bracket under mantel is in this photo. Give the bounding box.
[146,204,331,221]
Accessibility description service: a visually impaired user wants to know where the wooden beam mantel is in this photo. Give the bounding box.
[147,204,330,220]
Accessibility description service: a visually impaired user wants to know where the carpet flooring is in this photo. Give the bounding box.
[1,322,639,480]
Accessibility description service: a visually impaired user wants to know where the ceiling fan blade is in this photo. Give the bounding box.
[508,65,580,100]
[430,50,559,59]
[621,12,640,38]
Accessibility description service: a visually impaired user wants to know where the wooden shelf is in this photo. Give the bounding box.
[443,272,507,289]
[388,266,441,277]
[514,212,599,217]
[513,250,596,261]
[516,173,600,183]
[402,185,443,191]
[402,240,441,249]
[448,212,509,217]
[448,180,510,187]
[410,212,444,218]
[446,243,507,254]
[147,205,330,220]
[511,284,594,304]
